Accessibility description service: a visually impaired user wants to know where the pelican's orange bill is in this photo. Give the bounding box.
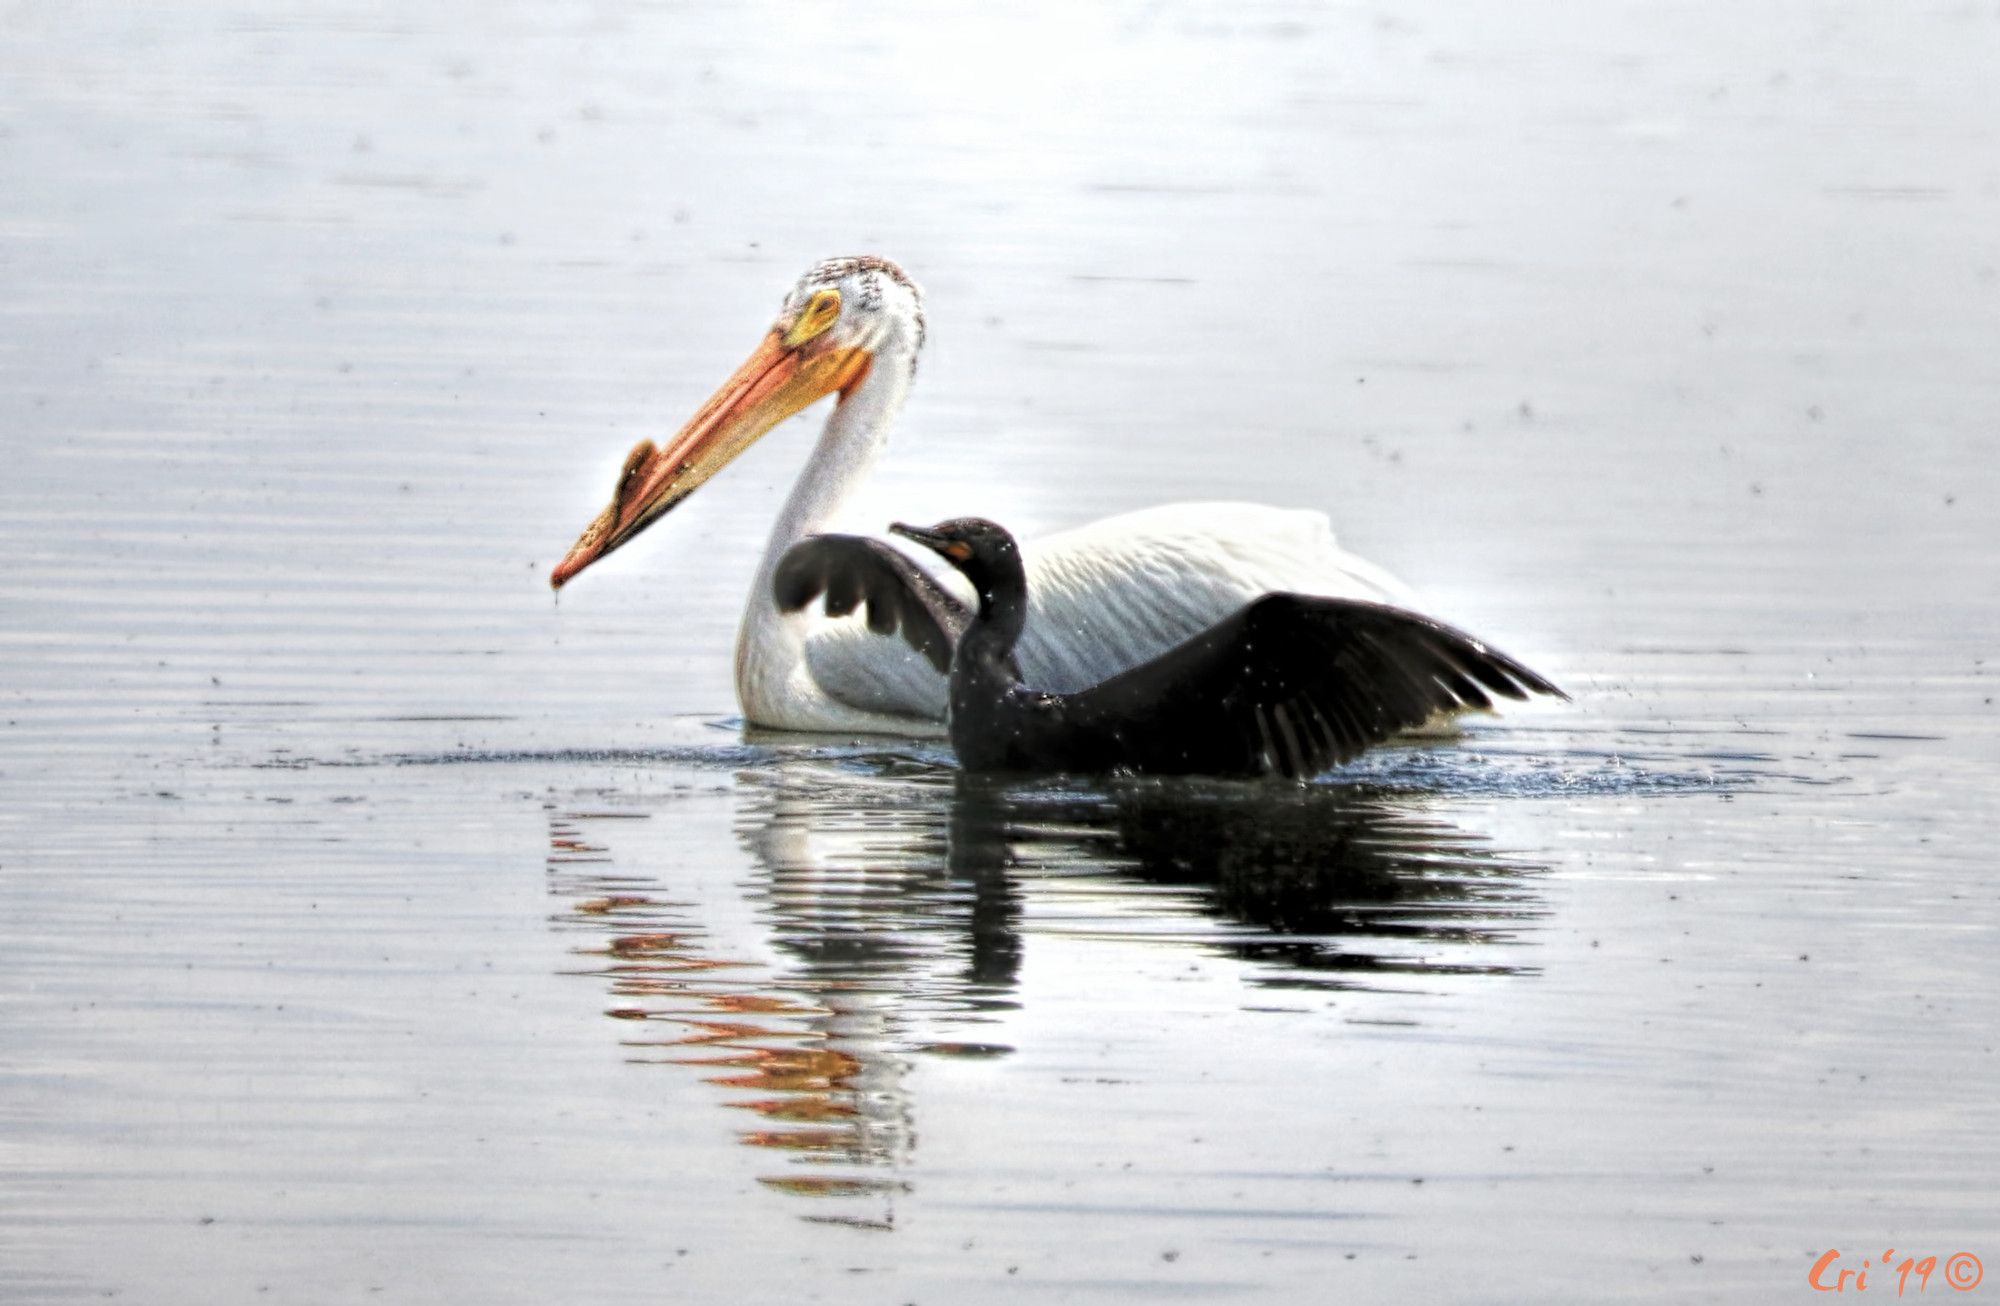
[550,330,872,589]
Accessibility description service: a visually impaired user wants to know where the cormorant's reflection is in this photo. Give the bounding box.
[546,757,1546,1225]
[975,778,1544,984]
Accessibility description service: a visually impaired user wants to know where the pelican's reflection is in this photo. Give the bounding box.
[546,758,1546,1224]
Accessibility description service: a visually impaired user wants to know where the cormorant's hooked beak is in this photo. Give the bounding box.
[889,521,971,563]
[550,330,874,589]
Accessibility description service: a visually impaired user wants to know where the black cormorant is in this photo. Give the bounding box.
[774,518,1564,779]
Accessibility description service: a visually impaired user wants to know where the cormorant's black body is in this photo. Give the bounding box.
[774,518,1564,780]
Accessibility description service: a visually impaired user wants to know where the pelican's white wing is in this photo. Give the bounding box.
[1015,501,1415,693]
[800,502,1416,726]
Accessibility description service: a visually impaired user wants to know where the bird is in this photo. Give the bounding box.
[550,255,1427,737]
[774,517,1566,779]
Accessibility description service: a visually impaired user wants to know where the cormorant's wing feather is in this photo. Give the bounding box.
[773,534,972,675]
[1061,595,1565,779]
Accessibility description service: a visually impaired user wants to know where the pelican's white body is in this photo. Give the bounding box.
[729,263,1416,737]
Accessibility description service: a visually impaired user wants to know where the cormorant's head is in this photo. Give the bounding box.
[890,517,1024,615]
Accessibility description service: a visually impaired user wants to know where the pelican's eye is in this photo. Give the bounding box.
[784,288,843,347]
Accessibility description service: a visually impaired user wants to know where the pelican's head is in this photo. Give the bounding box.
[550,256,925,589]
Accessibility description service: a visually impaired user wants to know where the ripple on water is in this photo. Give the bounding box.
[286,715,1785,800]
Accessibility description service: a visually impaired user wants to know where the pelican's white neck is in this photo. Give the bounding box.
[767,349,913,553]
[735,342,918,727]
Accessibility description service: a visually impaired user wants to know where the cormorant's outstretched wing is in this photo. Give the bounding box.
[1061,595,1565,779]
[773,534,972,675]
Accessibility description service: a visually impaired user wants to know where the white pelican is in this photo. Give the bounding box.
[551,255,1417,736]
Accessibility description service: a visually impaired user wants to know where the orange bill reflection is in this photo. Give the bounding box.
[546,807,915,1224]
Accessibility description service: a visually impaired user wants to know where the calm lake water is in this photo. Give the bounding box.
[3,2,1997,1302]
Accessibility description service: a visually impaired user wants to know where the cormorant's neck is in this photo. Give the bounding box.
[965,551,1029,662]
